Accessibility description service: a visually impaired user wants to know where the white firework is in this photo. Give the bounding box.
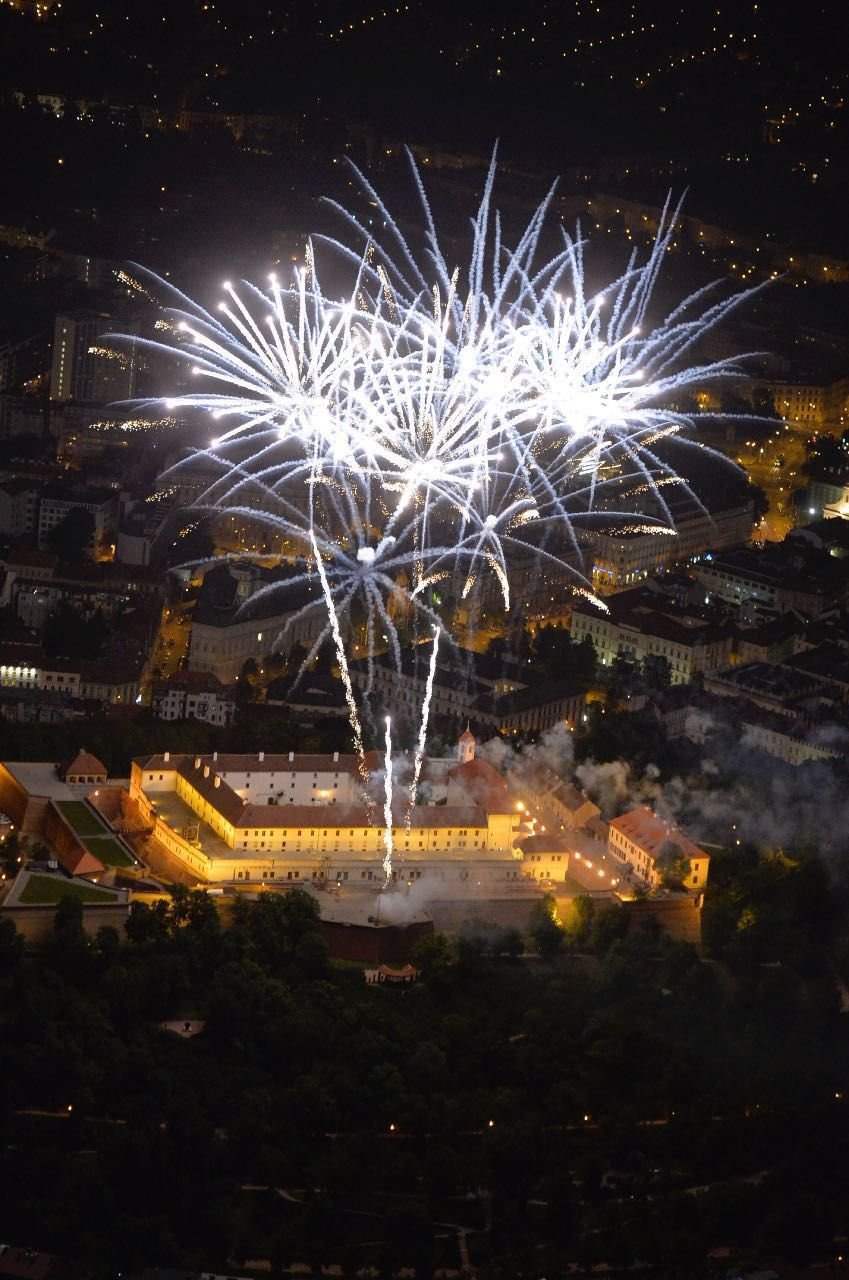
[118,148,759,843]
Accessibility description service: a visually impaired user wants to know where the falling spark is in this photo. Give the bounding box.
[408,626,441,823]
[382,715,394,885]
[310,529,367,782]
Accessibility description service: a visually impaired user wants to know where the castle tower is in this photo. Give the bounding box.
[457,725,476,764]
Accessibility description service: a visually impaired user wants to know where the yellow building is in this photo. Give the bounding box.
[608,807,710,892]
[129,735,523,886]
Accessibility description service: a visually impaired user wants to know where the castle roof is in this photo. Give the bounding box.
[447,757,510,812]
[61,749,107,779]
[134,750,507,830]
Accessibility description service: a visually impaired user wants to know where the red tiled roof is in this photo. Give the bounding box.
[137,751,368,783]
[3,547,58,571]
[608,806,706,863]
[79,660,141,685]
[62,750,107,779]
[447,757,510,812]
[55,846,104,876]
[0,1247,57,1280]
[0,642,44,666]
[236,802,488,830]
[161,669,226,693]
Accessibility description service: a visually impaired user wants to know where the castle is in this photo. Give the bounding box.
[129,731,525,885]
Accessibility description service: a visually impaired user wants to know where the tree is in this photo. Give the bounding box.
[47,507,95,561]
[606,653,640,705]
[49,893,90,981]
[124,899,170,945]
[657,840,691,889]
[529,894,564,958]
[642,653,671,692]
[240,657,260,683]
[748,481,770,524]
[2,829,21,878]
[412,931,453,980]
[0,915,23,973]
[565,894,596,947]
[44,602,109,661]
[533,625,573,677]
[572,635,598,682]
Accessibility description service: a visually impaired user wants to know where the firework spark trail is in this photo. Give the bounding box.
[309,529,368,783]
[407,627,441,827]
[382,715,394,885]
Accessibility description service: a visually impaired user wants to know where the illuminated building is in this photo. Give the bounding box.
[187,563,324,683]
[570,586,734,683]
[583,497,754,589]
[608,807,710,891]
[129,733,523,884]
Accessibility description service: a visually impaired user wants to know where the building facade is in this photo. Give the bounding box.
[129,739,522,884]
[570,588,734,684]
[152,671,236,726]
[608,807,710,892]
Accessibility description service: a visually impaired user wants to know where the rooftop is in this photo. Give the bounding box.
[608,807,707,864]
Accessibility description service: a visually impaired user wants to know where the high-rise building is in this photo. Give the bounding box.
[50,312,138,403]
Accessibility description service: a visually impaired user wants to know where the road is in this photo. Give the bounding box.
[139,601,194,702]
[731,420,809,542]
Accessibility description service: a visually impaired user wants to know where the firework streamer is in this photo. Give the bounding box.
[309,529,368,783]
[407,626,441,826]
[382,715,394,885]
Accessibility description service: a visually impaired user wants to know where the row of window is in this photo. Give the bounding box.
[240,839,483,850]
[234,866,460,883]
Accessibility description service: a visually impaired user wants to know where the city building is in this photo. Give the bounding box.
[479,682,587,735]
[511,763,601,831]
[693,541,849,618]
[152,670,237,727]
[758,375,849,432]
[60,749,107,785]
[739,714,845,765]
[584,499,754,589]
[0,478,42,540]
[0,641,42,691]
[351,647,587,734]
[265,673,349,722]
[3,554,163,631]
[569,585,734,683]
[187,562,324,683]
[36,482,119,555]
[608,807,710,891]
[49,311,138,404]
[78,660,141,706]
[116,497,181,566]
[661,669,849,766]
[703,660,830,715]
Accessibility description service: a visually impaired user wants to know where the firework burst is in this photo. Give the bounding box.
[119,149,759,882]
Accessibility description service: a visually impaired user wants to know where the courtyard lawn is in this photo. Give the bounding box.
[85,836,134,868]
[55,801,108,839]
[19,875,120,905]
